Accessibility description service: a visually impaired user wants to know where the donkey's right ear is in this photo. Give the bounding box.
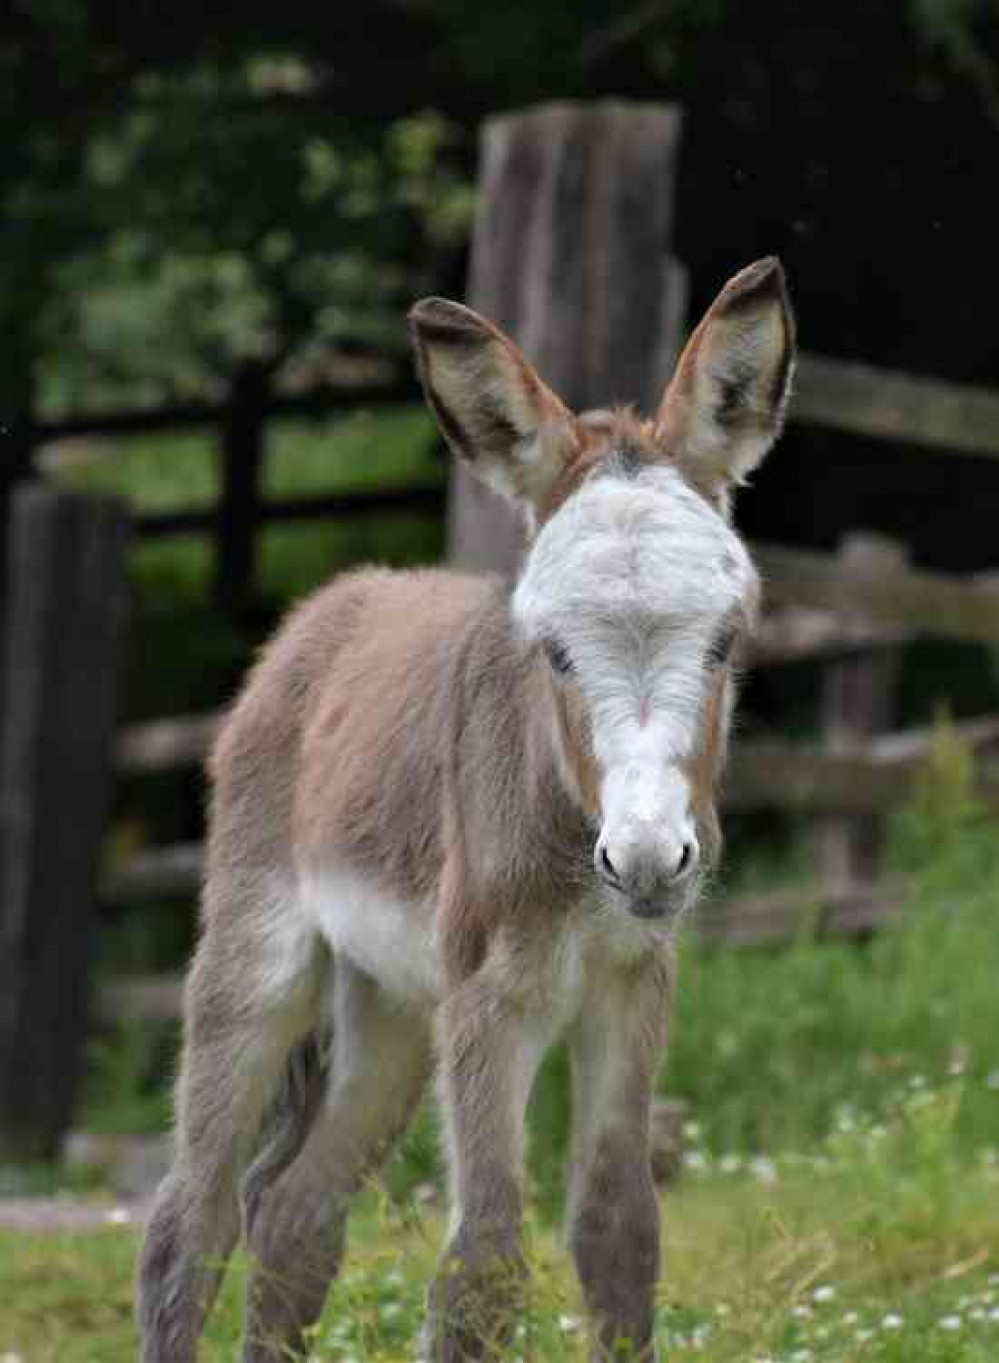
[409,298,580,512]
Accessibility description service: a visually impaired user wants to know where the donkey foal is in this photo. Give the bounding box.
[137,257,795,1361]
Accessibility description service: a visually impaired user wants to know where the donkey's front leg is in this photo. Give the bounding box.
[567,956,672,1362]
[427,969,545,1361]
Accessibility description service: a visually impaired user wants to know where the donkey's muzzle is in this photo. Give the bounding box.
[593,829,700,915]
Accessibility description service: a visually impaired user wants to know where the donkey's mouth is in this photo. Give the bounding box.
[621,879,701,923]
[626,896,673,921]
[594,882,677,924]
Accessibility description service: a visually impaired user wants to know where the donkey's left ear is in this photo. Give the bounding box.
[654,257,796,499]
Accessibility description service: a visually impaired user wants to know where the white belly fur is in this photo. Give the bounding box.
[300,869,668,1015]
[302,868,439,1002]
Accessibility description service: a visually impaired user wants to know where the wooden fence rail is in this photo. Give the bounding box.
[694,877,906,949]
[756,544,999,644]
[725,732,999,815]
[793,353,999,461]
[102,843,204,909]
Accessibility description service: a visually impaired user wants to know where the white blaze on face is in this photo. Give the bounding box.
[513,465,756,885]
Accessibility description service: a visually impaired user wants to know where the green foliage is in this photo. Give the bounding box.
[81,1024,175,1138]
[6,0,998,425]
[666,792,999,1160]
[40,101,474,411]
[894,705,982,855]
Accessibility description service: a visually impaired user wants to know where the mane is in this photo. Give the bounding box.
[539,407,666,523]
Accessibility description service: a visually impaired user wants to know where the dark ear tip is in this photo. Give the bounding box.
[408,296,461,324]
[749,254,783,277]
[718,256,790,316]
[739,255,785,287]
[408,297,491,348]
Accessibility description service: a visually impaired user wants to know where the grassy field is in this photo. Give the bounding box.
[3,1097,999,1362]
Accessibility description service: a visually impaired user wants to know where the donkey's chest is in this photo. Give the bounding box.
[302,867,663,1016]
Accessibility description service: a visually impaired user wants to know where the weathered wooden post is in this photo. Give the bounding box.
[0,487,129,1158]
[216,359,269,618]
[0,355,38,611]
[814,533,908,890]
[448,100,686,574]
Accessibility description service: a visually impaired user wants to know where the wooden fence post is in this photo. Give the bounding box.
[0,358,38,613]
[814,533,909,890]
[0,487,129,1159]
[448,99,686,575]
[216,359,269,618]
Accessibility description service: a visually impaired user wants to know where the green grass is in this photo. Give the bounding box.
[17,780,989,1360]
[3,1090,999,1361]
[520,779,999,1215]
[666,824,999,1160]
[664,738,999,1164]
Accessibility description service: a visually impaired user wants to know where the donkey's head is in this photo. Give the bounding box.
[410,258,795,921]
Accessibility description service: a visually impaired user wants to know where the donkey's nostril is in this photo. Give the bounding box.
[673,837,699,881]
[596,842,622,886]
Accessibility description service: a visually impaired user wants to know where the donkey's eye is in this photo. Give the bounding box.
[706,626,738,669]
[545,639,574,677]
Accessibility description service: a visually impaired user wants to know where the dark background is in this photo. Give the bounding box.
[4,1,999,568]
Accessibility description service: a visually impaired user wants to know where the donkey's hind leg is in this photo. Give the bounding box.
[242,957,432,1363]
[137,911,324,1363]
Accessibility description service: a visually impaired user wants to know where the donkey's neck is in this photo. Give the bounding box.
[444,580,593,912]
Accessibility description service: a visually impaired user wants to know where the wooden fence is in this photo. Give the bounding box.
[31,371,427,618]
[3,100,999,1157]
